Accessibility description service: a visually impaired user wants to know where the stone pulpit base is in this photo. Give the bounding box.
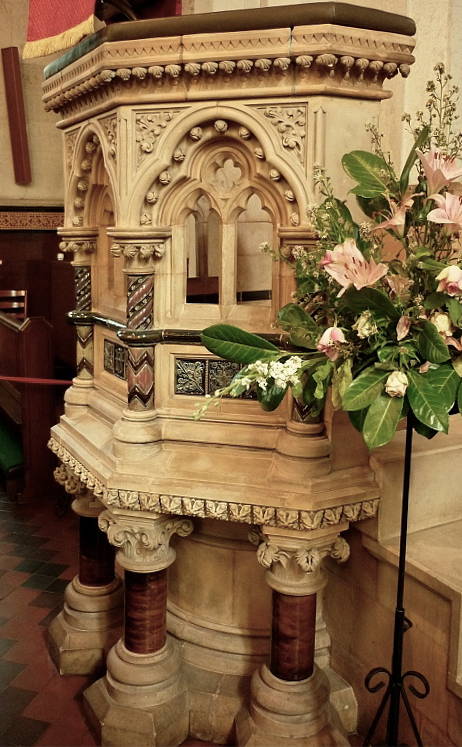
[41,3,416,744]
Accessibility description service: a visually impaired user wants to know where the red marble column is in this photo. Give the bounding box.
[270,590,317,681]
[124,569,168,654]
[79,515,116,587]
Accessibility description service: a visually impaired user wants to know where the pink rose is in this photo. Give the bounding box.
[436,265,462,296]
[317,326,346,361]
[396,316,411,341]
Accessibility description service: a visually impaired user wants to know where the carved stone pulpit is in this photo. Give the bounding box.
[43,4,415,745]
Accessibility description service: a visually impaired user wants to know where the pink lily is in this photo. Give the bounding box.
[321,238,388,297]
[317,326,346,361]
[372,198,414,236]
[427,192,462,233]
[417,148,462,195]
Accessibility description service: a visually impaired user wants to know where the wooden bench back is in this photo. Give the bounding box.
[0,312,54,499]
[0,290,27,319]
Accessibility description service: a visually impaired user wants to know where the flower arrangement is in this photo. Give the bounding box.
[198,64,462,450]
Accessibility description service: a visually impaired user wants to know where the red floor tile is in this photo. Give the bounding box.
[0,602,49,629]
[36,721,96,747]
[0,555,23,571]
[0,587,41,618]
[9,650,56,692]
[23,674,91,721]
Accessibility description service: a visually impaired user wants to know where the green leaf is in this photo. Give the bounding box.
[413,418,438,440]
[362,394,403,449]
[342,367,389,411]
[313,361,333,399]
[201,324,279,364]
[417,258,446,273]
[458,381,462,415]
[417,321,450,363]
[447,298,462,326]
[332,198,359,236]
[423,292,449,310]
[256,383,287,411]
[277,303,318,349]
[452,355,462,377]
[399,125,430,195]
[407,369,449,433]
[331,359,353,410]
[356,194,389,219]
[424,364,460,409]
[348,408,368,433]
[342,151,392,198]
[341,287,400,321]
[378,346,398,363]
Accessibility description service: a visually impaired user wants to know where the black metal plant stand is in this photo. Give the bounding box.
[363,415,430,747]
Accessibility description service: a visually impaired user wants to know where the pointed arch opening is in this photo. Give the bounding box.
[236,193,273,305]
[184,193,222,304]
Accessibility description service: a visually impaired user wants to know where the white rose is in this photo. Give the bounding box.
[430,311,453,337]
[385,371,409,398]
[352,311,378,339]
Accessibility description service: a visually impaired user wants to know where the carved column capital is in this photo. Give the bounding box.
[98,509,193,572]
[254,527,349,596]
[110,239,165,272]
[58,229,98,266]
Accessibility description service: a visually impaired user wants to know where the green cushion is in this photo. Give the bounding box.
[0,415,23,472]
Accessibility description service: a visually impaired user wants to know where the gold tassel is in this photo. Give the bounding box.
[22,15,104,60]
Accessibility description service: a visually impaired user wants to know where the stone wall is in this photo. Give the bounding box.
[0,0,63,205]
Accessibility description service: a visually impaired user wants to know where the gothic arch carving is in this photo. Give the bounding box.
[128,104,310,228]
[66,122,119,229]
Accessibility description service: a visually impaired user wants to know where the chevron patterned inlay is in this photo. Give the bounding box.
[128,346,154,409]
[76,324,93,377]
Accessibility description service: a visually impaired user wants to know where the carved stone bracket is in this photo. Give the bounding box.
[256,530,350,596]
[98,509,194,572]
[54,463,86,497]
[59,238,97,258]
[54,464,102,517]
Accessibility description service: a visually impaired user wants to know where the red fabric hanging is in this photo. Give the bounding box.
[23,0,100,59]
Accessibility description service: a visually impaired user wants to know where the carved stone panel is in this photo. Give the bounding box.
[250,104,308,164]
[135,110,182,166]
[174,357,255,398]
[104,339,127,380]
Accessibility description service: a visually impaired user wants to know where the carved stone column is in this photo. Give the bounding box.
[48,466,123,674]
[110,235,165,458]
[236,526,350,746]
[59,229,97,416]
[84,508,194,747]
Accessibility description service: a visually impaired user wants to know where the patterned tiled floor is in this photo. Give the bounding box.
[0,489,364,747]
[0,490,97,746]
[0,489,218,747]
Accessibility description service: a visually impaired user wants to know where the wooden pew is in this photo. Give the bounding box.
[0,312,54,500]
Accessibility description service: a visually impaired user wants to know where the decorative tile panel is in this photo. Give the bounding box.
[104,339,127,380]
[174,357,255,398]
